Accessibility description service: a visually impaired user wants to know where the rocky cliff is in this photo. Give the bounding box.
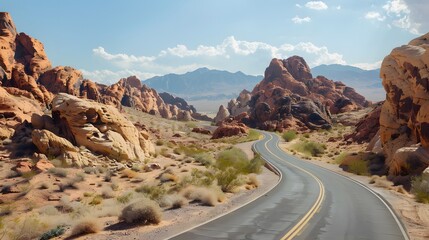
[377,33,429,179]
[216,56,369,132]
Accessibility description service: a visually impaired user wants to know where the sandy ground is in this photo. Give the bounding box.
[87,140,279,240]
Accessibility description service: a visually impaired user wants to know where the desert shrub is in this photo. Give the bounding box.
[179,169,216,188]
[89,195,103,206]
[181,186,218,206]
[303,133,310,138]
[282,130,297,142]
[216,147,249,172]
[119,198,162,225]
[70,219,101,237]
[10,216,49,240]
[159,148,170,157]
[48,168,68,178]
[155,139,164,146]
[174,145,207,157]
[216,167,244,192]
[135,184,166,201]
[247,153,264,174]
[117,192,133,204]
[39,205,59,216]
[292,141,326,157]
[101,188,116,199]
[159,173,178,183]
[40,225,65,240]
[246,174,260,188]
[121,169,139,179]
[411,175,429,204]
[159,194,188,209]
[335,152,348,164]
[193,153,215,166]
[348,160,369,176]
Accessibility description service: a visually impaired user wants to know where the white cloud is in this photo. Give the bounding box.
[81,69,158,84]
[379,0,421,34]
[365,11,386,21]
[305,1,328,10]
[383,0,410,16]
[392,15,420,34]
[351,60,382,70]
[336,5,341,10]
[291,16,311,24]
[295,3,302,8]
[89,36,350,84]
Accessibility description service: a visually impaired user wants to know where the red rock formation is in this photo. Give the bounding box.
[216,56,369,132]
[345,102,382,143]
[212,116,249,139]
[39,66,82,95]
[378,32,429,178]
[0,12,17,80]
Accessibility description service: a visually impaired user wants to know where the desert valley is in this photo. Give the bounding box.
[1,2,429,240]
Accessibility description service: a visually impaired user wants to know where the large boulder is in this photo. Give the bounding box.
[51,93,152,162]
[379,32,429,177]
[345,103,382,143]
[38,66,82,95]
[214,105,229,124]
[15,32,51,79]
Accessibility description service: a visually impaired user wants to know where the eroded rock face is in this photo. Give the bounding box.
[0,86,42,139]
[159,92,196,113]
[51,93,152,162]
[0,12,17,80]
[212,115,249,139]
[39,66,82,95]
[345,103,382,143]
[379,32,429,176]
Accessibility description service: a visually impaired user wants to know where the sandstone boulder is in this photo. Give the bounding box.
[51,93,152,162]
[379,32,429,176]
[214,105,229,124]
[0,12,17,80]
[39,66,82,95]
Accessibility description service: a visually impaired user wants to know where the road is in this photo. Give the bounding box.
[170,132,409,240]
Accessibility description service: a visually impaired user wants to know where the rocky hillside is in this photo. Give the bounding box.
[215,56,370,132]
[0,12,198,127]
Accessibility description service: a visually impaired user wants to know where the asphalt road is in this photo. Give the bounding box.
[170,132,409,240]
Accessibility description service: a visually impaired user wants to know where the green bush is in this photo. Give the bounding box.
[247,153,264,174]
[40,225,65,240]
[282,130,297,142]
[193,153,215,166]
[335,152,348,164]
[411,175,429,204]
[135,184,166,201]
[292,141,326,157]
[348,160,369,176]
[216,147,249,173]
[216,167,244,192]
[119,198,162,225]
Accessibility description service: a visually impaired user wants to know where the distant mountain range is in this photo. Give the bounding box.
[143,64,384,113]
[311,64,384,101]
[143,67,262,101]
[312,64,381,88]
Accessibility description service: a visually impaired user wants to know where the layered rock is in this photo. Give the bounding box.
[378,32,429,178]
[0,12,17,80]
[212,114,249,139]
[159,92,196,113]
[47,93,153,162]
[215,56,369,132]
[345,102,382,143]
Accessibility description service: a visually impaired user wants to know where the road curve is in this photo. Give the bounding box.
[170,132,409,240]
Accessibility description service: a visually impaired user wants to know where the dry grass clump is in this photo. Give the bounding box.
[282,130,297,142]
[135,184,166,201]
[119,198,162,225]
[411,175,429,203]
[48,168,68,178]
[159,173,178,183]
[121,169,139,179]
[159,194,188,209]
[246,174,260,189]
[70,218,101,237]
[181,186,219,206]
[101,187,116,199]
[292,141,326,157]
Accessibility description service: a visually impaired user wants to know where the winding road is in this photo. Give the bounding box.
[170,132,409,240]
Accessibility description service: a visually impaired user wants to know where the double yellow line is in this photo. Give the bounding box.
[262,133,325,240]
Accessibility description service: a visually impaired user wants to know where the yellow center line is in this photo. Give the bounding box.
[261,133,325,240]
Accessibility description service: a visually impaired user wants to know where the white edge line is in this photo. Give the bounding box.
[275,140,410,240]
[165,133,283,239]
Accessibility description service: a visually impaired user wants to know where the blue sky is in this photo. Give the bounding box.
[3,0,428,84]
